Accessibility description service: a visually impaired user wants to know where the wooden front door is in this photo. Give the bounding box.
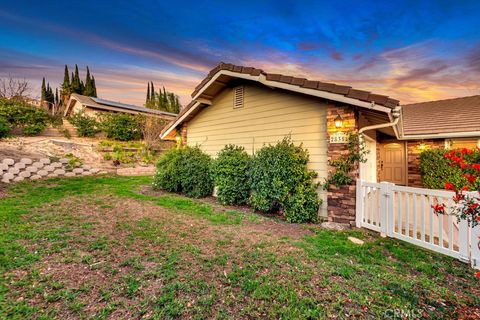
[379,142,406,185]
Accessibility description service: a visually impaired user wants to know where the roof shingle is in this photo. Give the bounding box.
[190,62,400,108]
[402,95,480,136]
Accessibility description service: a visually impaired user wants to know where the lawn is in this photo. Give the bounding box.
[0,176,478,319]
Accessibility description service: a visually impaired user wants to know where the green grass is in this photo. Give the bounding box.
[0,175,478,319]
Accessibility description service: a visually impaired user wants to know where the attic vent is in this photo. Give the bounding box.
[233,86,244,108]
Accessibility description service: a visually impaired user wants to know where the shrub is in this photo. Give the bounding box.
[250,137,321,222]
[179,146,214,198]
[212,145,251,205]
[420,148,480,190]
[153,147,184,193]
[0,116,11,138]
[69,110,100,137]
[283,183,320,223]
[100,113,142,141]
[153,146,214,198]
[0,99,49,135]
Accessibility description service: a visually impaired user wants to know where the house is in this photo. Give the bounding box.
[390,96,480,187]
[160,62,479,224]
[64,93,177,121]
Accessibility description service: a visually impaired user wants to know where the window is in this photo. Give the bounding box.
[233,86,244,108]
[445,138,480,149]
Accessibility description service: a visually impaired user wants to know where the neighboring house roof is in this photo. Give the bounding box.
[65,93,178,119]
[401,95,480,137]
[161,62,400,139]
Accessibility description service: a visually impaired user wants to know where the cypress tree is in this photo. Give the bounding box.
[84,66,92,96]
[162,87,168,110]
[41,77,46,101]
[91,76,97,97]
[55,88,59,106]
[157,88,162,110]
[45,83,54,104]
[71,64,81,93]
[62,65,70,93]
[150,82,155,106]
[146,83,150,106]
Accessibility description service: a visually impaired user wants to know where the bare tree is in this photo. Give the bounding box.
[0,75,31,100]
[137,115,168,149]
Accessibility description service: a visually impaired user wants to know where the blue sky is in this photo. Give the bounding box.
[1,0,480,105]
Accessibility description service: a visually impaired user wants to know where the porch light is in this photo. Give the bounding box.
[334,114,343,129]
[418,142,427,151]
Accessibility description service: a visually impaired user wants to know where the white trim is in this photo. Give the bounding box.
[399,131,480,140]
[160,101,201,139]
[359,115,400,135]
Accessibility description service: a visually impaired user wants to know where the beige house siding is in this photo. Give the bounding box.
[186,83,328,217]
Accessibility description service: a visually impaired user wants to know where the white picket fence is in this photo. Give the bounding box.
[356,180,480,269]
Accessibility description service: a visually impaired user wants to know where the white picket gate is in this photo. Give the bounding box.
[356,179,480,269]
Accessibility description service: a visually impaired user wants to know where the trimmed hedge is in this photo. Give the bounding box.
[212,145,251,205]
[153,146,214,198]
[250,137,321,223]
[0,99,49,135]
[100,113,142,141]
[420,148,480,190]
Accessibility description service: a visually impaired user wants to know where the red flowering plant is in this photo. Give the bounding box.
[433,147,480,228]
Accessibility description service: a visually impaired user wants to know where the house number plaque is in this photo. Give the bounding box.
[330,132,348,144]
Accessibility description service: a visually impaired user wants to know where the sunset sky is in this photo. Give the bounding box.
[1,0,480,106]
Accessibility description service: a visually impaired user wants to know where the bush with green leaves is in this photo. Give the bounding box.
[69,110,100,137]
[179,146,214,198]
[0,98,49,135]
[212,145,251,205]
[250,137,321,222]
[283,183,320,223]
[0,116,11,138]
[100,113,142,141]
[153,147,183,192]
[154,146,214,198]
[421,148,480,190]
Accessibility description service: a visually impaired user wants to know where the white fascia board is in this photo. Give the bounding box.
[160,101,201,139]
[399,131,480,140]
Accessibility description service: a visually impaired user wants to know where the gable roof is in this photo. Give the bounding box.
[66,93,178,119]
[161,62,400,139]
[401,95,480,137]
[192,62,400,108]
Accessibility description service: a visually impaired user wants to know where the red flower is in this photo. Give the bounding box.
[461,185,470,192]
[476,271,480,279]
[464,174,476,184]
[432,203,445,213]
[471,163,480,171]
[445,183,456,191]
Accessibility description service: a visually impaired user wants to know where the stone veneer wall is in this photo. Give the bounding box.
[406,139,445,187]
[0,158,104,184]
[326,104,359,225]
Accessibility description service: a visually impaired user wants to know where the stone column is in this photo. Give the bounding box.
[326,103,359,225]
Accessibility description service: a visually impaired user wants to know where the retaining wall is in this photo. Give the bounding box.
[0,158,104,183]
